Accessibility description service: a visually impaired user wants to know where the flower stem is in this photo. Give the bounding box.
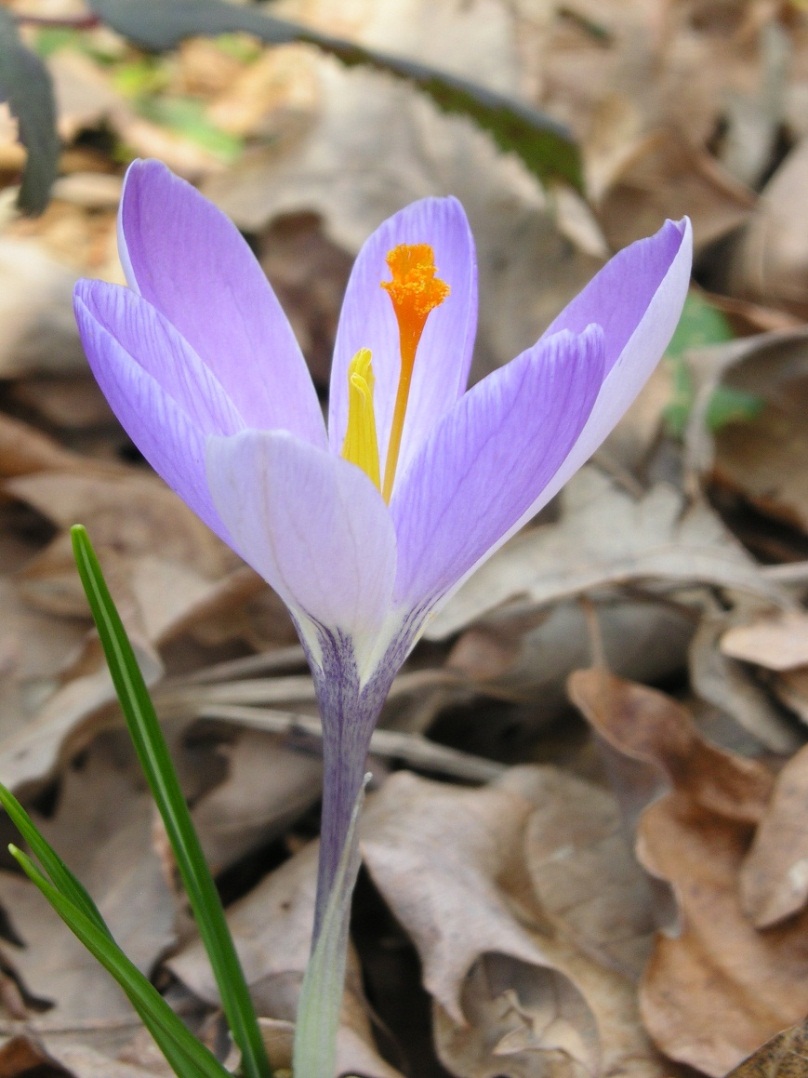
[308,632,393,943]
[315,719,373,940]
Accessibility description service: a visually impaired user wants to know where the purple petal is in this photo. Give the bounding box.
[329,197,477,480]
[118,159,326,446]
[390,326,606,609]
[544,218,692,378]
[505,218,693,526]
[74,283,239,545]
[76,280,245,435]
[206,431,398,659]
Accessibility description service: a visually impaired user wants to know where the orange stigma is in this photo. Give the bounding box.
[380,243,450,501]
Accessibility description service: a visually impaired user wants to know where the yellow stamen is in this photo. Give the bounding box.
[380,244,450,502]
[341,348,381,491]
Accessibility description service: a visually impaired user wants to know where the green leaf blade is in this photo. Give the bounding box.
[70,525,273,1078]
[9,845,232,1078]
[0,783,109,936]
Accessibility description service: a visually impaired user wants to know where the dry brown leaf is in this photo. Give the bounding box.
[364,767,675,1078]
[714,381,808,538]
[683,328,808,521]
[6,469,247,656]
[433,953,598,1078]
[568,668,773,838]
[361,772,601,1075]
[740,743,808,928]
[518,0,764,246]
[0,240,85,377]
[725,1018,808,1078]
[517,766,656,980]
[721,608,808,671]
[732,136,808,317]
[446,598,693,723]
[688,607,801,753]
[433,948,671,1078]
[0,654,160,792]
[361,772,572,1024]
[599,133,754,253]
[773,667,808,725]
[7,472,229,579]
[9,375,115,430]
[0,1034,64,1078]
[0,577,88,742]
[5,1036,176,1077]
[569,670,808,1076]
[429,467,784,641]
[0,413,99,479]
[0,741,176,1027]
[191,727,323,873]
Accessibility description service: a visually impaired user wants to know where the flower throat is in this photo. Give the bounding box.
[341,243,450,502]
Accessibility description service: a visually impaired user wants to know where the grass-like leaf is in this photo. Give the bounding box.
[70,525,273,1078]
[0,782,109,935]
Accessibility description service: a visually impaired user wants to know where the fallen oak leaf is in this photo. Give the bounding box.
[725,1018,808,1078]
[740,742,808,928]
[569,670,808,1076]
[568,667,774,829]
[364,767,677,1078]
[360,771,599,1074]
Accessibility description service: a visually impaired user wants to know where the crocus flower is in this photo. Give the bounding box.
[74,160,692,933]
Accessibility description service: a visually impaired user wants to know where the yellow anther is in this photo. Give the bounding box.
[381,243,450,501]
[341,349,381,492]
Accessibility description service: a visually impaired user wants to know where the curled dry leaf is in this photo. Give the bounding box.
[721,608,808,672]
[725,1017,808,1078]
[740,743,808,928]
[0,657,161,792]
[568,669,774,825]
[517,766,656,981]
[683,327,808,540]
[0,576,88,743]
[363,768,674,1078]
[569,669,808,1076]
[360,771,574,1027]
[430,467,784,641]
[689,607,800,754]
[732,137,808,317]
[191,727,323,874]
[433,953,597,1078]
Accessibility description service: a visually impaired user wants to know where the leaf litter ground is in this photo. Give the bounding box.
[3,1,808,1076]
